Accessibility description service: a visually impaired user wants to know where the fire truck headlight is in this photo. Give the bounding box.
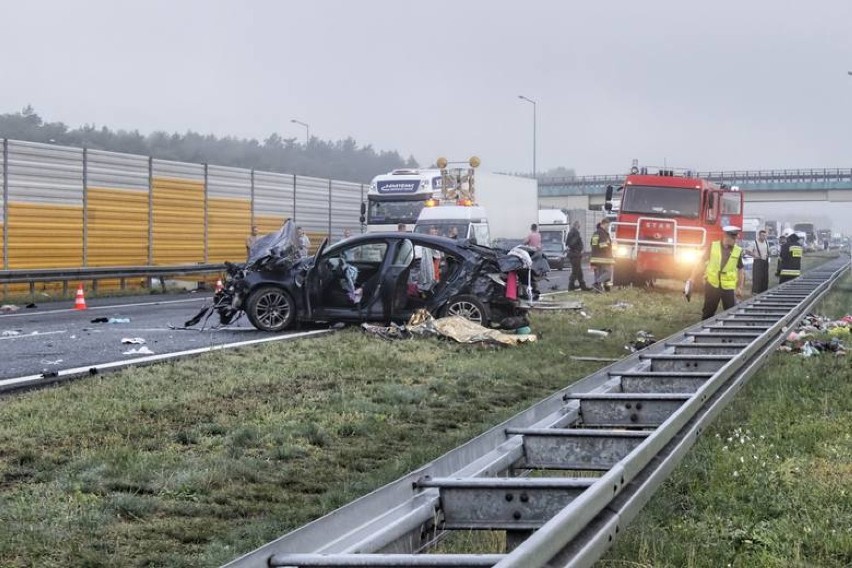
[676,249,699,264]
[615,245,632,258]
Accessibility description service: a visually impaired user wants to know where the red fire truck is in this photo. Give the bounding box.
[605,165,744,286]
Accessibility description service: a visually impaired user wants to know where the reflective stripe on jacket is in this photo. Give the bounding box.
[705,241,742,290]
[590,227,614,265]
[779,245,803,276]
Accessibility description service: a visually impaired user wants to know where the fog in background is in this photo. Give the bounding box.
[1,0,851,228]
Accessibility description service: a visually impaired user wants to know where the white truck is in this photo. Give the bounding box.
[538,209,570,270]
[411,157,537,246]
[741,216,764,247]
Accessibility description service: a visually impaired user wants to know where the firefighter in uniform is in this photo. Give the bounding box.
[589,218,614,292]
[689,225,745,320]
[776,229,803,283]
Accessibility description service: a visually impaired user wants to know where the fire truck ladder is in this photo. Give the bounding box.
[224,257,850,568]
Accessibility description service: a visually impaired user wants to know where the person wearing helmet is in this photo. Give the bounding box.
[688,225,745,320]
[776,230,803,283]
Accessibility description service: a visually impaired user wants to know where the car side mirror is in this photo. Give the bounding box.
[604,202,612,212]
[605,184,614,202]
[359,202,366,224]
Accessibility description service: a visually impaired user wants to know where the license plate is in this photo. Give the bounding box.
[638,246,671,254]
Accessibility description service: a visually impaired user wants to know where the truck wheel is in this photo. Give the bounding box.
[443,295,491,327]
[246,286,296,332]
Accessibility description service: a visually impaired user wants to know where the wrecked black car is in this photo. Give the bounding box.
[210,221,548,332]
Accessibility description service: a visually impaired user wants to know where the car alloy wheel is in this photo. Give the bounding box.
[247,286,296,332]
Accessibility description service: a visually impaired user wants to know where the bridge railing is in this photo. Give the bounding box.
[539,168,852,187]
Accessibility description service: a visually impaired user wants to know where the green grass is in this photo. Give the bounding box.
[0,255,848,567]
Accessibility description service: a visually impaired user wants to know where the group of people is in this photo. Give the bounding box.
[557,218,804,321]
[688,225,802,320]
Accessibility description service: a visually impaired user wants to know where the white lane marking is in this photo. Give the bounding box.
[0,330,68,341]
[0,297,208,319]
[0,328,332,392]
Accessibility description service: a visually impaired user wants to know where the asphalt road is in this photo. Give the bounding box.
[0,292,274,381]
[0,266,590,382]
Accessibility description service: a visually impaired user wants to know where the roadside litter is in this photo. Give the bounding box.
[121,337,146,345]
[587,329,611,338]
[610,301,633,310]
[1,330,22,337]
[90,317,131,324]
[530,300,584,311]
[570,355,619,362]
[40,358,63,366]
[776,313,849,357]
[123,346,155,356]
[0,305,21,314]
[361,310,536,346]
[625,330,656,352]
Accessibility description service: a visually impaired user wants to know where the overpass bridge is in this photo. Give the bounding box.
[539,168,852,203]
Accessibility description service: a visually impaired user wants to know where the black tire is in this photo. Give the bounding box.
[442,294,491,327]
[246,286,296,332]
[613,258,636,287]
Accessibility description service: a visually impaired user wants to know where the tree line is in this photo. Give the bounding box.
[0,106,417,183]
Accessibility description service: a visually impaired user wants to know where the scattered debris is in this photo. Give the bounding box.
[25,303,37,309]
[121,337,147,345]
[361,310,536,346]
[610,301,633,310]
[777,313,849,357]
[90,317,131,324]
[578,311,592,320]
[40,358,63,366]
[570,356,620,362]
[0,304,21,314]
[531,300,584,311]
[625,330,656,352]
[587,329,611,338]
[1,330,22,337]
[123,346,155,356]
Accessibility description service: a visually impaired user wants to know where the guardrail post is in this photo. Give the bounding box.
[250,169,256,228]
[83,147,88,267]
[147,156,154,267]
[203,163,209,264]
[328,179,333,237]
[2,138,7,272]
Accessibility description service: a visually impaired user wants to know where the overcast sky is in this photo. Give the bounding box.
[2,0,852,177]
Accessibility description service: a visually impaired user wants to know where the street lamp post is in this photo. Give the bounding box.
[518,95,537,179]
[290,119,310,146]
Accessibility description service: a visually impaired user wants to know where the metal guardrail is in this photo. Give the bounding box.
[0,263,226,295]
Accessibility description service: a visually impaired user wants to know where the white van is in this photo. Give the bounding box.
[413,205,491,247]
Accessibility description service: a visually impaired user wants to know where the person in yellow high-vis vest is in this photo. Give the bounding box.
[688,225,745,320]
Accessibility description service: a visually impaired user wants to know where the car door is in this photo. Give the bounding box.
[306,239,391,321]
[379,238,415,323]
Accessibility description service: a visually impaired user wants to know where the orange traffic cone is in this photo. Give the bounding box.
[74,284,87,310]
[215,279,224,294]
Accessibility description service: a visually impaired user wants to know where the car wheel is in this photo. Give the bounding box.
[443,294,491,327]
[246,286,296,332]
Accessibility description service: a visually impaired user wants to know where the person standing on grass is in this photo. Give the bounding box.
[776,230,803,283]
[565,220,590,291]
[689,225,744,320]
[589,218,614,292]
[749,229,770,294]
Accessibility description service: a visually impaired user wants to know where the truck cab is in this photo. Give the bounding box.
[606,165,744,286]
[537,209,570,270]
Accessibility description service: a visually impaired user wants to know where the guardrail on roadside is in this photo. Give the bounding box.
[0,263,226,297]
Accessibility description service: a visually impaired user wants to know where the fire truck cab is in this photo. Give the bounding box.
[605,165,744,286]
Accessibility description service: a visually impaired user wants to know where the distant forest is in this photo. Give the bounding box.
[0,106,418,183]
